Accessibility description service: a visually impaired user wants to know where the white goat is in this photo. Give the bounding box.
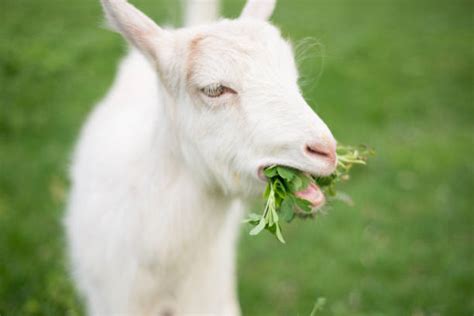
[65,0,337,315]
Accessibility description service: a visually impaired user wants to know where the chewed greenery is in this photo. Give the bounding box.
[245,145,374,243]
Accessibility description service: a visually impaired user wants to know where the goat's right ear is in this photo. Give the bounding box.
[101,0,172,68]
[240,0,276,21]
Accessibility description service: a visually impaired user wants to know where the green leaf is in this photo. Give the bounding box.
[272,178,287,199]
[316,175,335,187]
[249,218,266,235]
[266,223,276,233]
[294,197,312,213]
[244,213,262,223]
[289,176,303,191]
[263,183,271,199]
[324,184,337,197]
[275,224,286,243]
[263,166,278,178]
[271,207,279,222]
[276,166,296,182]
[267,207,274,227]
[264,222,285,243]
[299,174,311,190]
[280,197,295,222]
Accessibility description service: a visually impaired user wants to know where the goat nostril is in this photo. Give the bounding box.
[306,145,329,157]
[305,144,336,163]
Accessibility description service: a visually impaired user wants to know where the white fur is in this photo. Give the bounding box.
[65,1,337,315]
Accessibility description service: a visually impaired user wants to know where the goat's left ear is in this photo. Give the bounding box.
[101,0,173,67]
[240,0,276,21]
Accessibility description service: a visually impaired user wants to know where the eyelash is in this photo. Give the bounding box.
[200,84,236,98]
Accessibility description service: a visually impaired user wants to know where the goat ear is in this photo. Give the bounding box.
[240,0,276,21]
[101,0,172,65]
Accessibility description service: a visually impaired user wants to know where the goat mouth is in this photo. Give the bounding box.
[257,164,323,182]
[256,165,326,209]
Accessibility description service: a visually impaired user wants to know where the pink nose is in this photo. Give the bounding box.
[305,141,336,165]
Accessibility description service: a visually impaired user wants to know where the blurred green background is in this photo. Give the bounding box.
[0,0,473,315]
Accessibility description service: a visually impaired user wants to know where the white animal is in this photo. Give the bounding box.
[65,0,337,315]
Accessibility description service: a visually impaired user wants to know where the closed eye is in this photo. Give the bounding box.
[201,83,237,98]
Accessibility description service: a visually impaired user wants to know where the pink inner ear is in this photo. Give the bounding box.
[101,0,165,62]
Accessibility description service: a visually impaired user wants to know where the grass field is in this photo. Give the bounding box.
[0,0,473,315]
